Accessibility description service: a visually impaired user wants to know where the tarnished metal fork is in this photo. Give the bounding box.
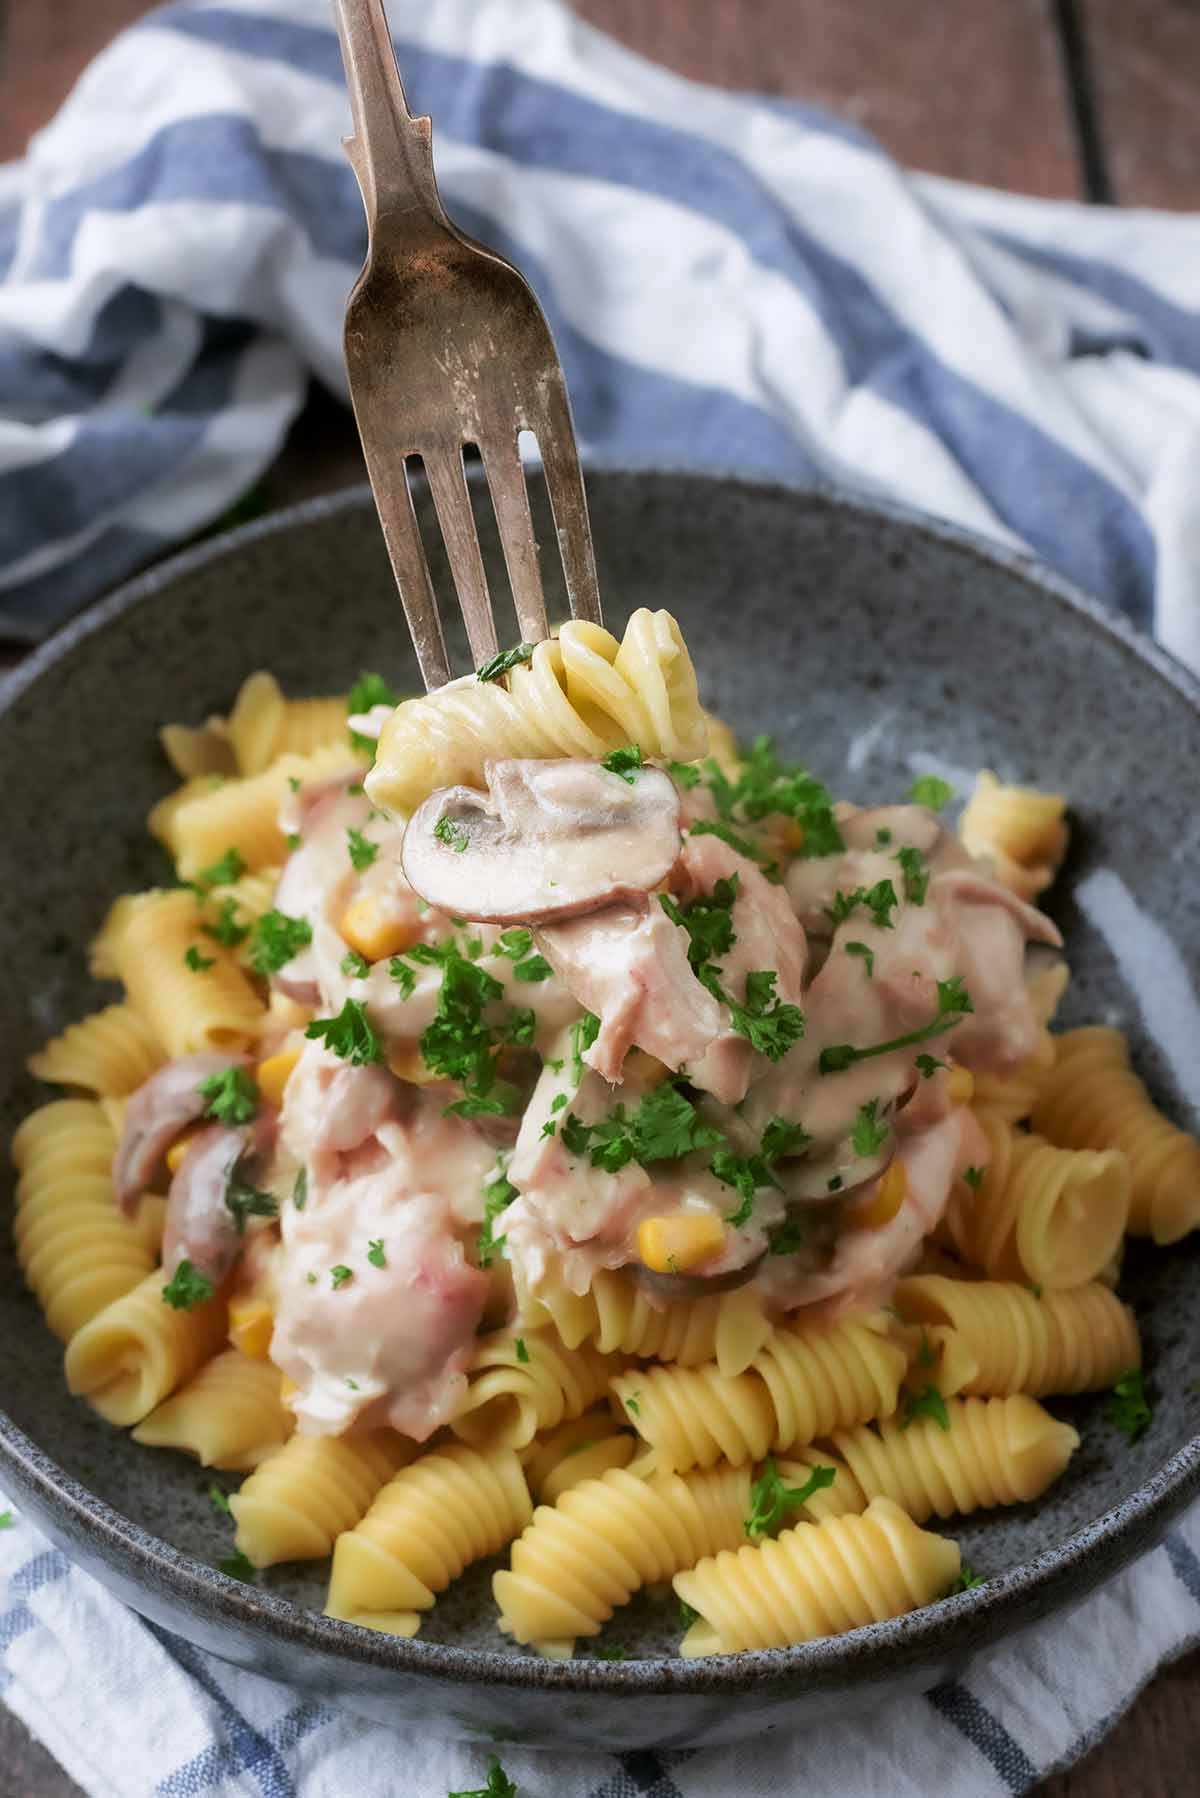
[334,0,602,691]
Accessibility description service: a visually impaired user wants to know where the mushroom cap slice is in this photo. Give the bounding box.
[401,758,682,926]
[632,1249,767,1302]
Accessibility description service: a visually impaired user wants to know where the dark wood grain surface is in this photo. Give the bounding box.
[0,0,1196,1792]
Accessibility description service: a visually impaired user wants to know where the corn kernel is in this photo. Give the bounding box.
[228,1299,275,1360]
[623,1049,673,1089]
[340,895,421,962]
[256,1046,301,1108]
[165,1126,202,1174]
[845,1159,908,1231]
[387,1042,442,1085]
[637,1212,726,1273]
[946,1063,975,1106]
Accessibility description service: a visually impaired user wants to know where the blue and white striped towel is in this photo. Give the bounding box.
[1,2,1199,1793]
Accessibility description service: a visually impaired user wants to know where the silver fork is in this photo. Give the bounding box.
[333,0,602,691]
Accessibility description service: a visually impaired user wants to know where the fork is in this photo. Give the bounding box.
[333,0,602,691]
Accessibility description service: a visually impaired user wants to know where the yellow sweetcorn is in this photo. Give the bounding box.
[165,1126,202,1175]
[637,1213,726,1274]
[229,1297,275,1360]
[340,896,420,963]
[256,1047,301,1108]
[623,1050,672,1089]
[846,1161,908,1232]
[947,1064,975,1107]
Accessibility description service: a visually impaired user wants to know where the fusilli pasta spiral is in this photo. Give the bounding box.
[132,1348,293,1470]
[152,745,360,878]
[959,772,1068,900]
[451,1330,616,1450]
[1032,1028,1200,1245]
[366,611,706,815]
[27,1004,165,1098]
[895,1275,1139,1398]
[522,1410,637,1504]
[116,890,263,1057]
[226,672,349,774]
[326,1444,532,1636]
[494,1462,751,1654]
[230,1430,412,1568]
[673,1497,961,1655]
[64,1268,229,1426]
[519,1267,772,1377]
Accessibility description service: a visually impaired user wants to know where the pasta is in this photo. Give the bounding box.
[1031,1028,1200,1245]
[12,1100,153,1341]
[494,1462,751,1654]
[610,1315,908,1473]
[940,1108,1130,1289]
[27,1004,165,1098]
[673,1497,961,1656]
[230,1430,412,1568]
[518,1267,772,1377]
[16,631,1198,1668]
[522,1410,637,1503]
[116,890,264,1057]
[367,612,706,814]
[132,1349,293,1470]
[959,771,1068,900]
[326,1444,532,1636]
[778,1394,1080,1525]
[895,1275,1140,1399]
[451,1331,616,1451]
[64,1269,228,1426]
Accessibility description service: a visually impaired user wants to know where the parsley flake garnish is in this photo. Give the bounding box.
[305,997,383,1065]
[851,1098,889,1157]
[341,949,370,978]
[198,1065,260,1125]
[909,775,955,811]
[712,1148,780,1227]
[624,1393,641,1417]
[434,814,469,853]
[347,827,378,872]
[689,819,780,882]
[562,1080,723,1176]
[162,1260,215,1310]
[478,1165,517,1269]
[760,1116,813,1161]
[570,1011,601,1079]
[208,1484,232,1517]
[476,644,535,684]
[218,1549,256,1583]
[745,1458,837,1539]
[601,744,643,783]
[818,976,973,1074]
[827,879,898,931]
[417,948,518,1118]
[330,1265,353,1290]
[189,847,246,893]
[667,760,701,789]
[292,1167,308,1211]
[660,874,739,990]
[875,827,893,847]
[916,1053,945,1079]
[845,940,875,977]
[514,1337,530,1364]
[514,952,551,982]
[725,969,805,1062]
[678,1598,699,1628]
[202,896,248,949]
[388,955,417,999]
[448,1758,518,1798]
[962,1165,985,1191]
[904,1385,950,1432]
[497,921,552,982]
[708,735,844,860]
[347,672,398,752]
[944,1563,985,1596]
[895,844,929,905]
[367,1239,386,1269]
[184,944,215,972]
[1108,1368,1152,1443]
[224,1174,278,1235]
[249,909,312,976]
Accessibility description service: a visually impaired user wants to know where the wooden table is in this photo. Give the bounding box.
[1,2,1196,1793]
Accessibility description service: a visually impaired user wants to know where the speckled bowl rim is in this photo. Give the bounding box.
[3,469,1199,1699]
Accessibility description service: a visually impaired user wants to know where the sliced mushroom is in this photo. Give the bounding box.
[114,1052,253,1212]
[632,1249,767,1302]
[776,1127,897,1206]
[402,758,681,926]
[162,1111,276,1285]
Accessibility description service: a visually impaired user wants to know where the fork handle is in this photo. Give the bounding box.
[333,0,447,239]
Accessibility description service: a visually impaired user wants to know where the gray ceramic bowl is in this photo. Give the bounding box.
[2,472,1198,1750]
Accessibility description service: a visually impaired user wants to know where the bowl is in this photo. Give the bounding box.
[2,471,1198,1749]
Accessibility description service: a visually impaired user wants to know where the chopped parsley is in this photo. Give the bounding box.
[367,1239,386,1269]
[202,896,249,949]
[903,1385,951,1432]
[513,952,551,982]
[660,874,739,989]
[624,1393,641,1417]
[434,815,469,853]
[224,1174,278,1235]
[497,928,534,960]
[712,1148,779,1227]
[766,1212,811,1257]
[744,1458,837,1539]
[845,940,875,978]
[347,672,399,751]
[1028,1282,1043,1299]
[503,1007,536,1048]
[161,1260,215,1310]
[601,744,643,783]
[514,1337,530,1364]
[909,774,955,811]
[570,1010,601,1079]
[760,1116,813,1161]
[895,844,929,905]
[689,819,780,882]
[476,643,535,684]
[875,827,893,847]
[198,1066,260,1125]
[417,948,519,1118]
[305,997,383,1065]
[188,847,246,893]
[678,1598,699,1628]
[478,1166,517,1268]
[1108,1368,1152,1443]
[341,949,370,978]
[330,1265,353,1290]
[285,832,300,850]
[916,1053,945,1079]
[561,1080,723,1176]
[827,879,898,931]
[388,955,417,1000]
[724,969,805,1062]
[944,1564,986,1596]
[818,976,973,1074]
[590,1643,628,1661]
[249,909,312,976]
[184,944,215,972]
[962,1165,985,1191]
[347,827,378,872]
[709,735,844,860]
[208,1484,232,1517]
[667,760,701,789]
[218,1549,256,1583]
[851,1098,889,1157]
[0,1511,13,1530]
[292,1167,308,1211]
[448,1758,518,1798]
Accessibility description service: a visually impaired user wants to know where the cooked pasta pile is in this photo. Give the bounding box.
[14,611,1196,1662]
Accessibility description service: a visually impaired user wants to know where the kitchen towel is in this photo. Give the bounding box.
[2,0,1200,667]
[1,2,1199,1794]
